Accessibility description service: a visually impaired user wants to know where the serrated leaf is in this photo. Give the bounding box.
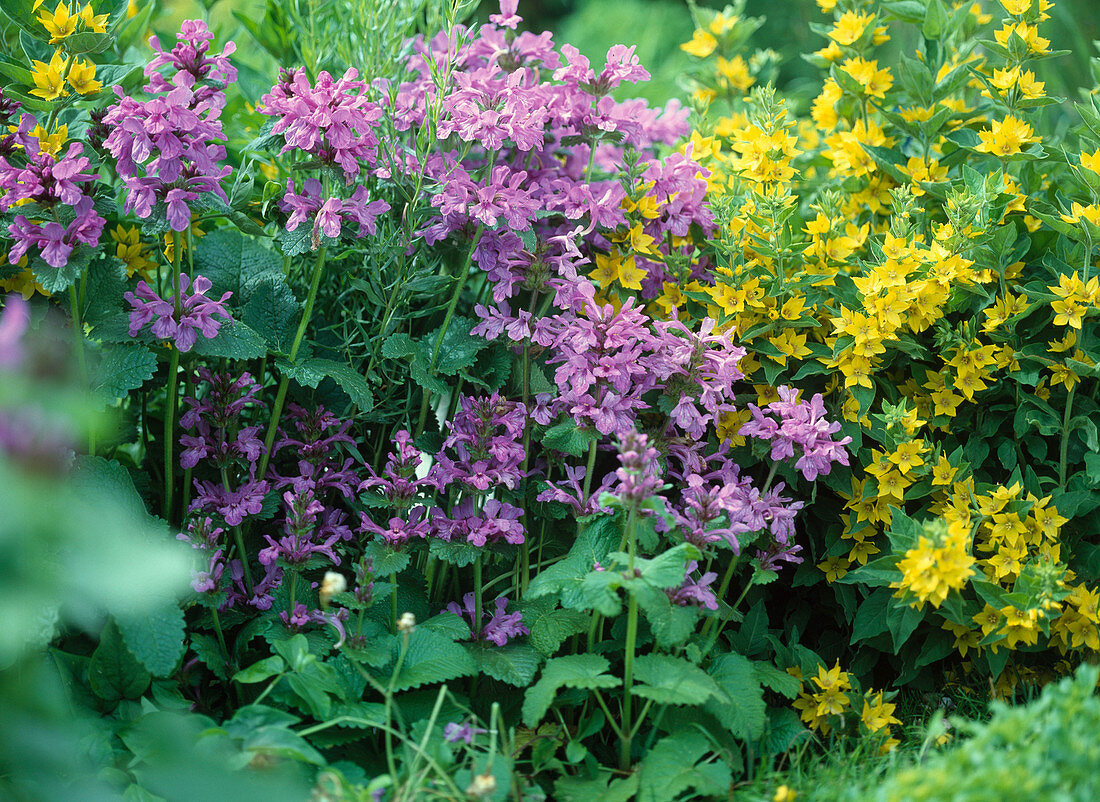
[189,322,267,360]
[705,652,766,740]
[302,358,374,410]
[526,514,621,608]
[638,728,731,802]
[234,655,285,684]
[522,654,621,726]
[190,632,229,680]
[429,315,489,376]
[470,643,541,686]
[632,584,698,648]
[390,628,476,692]
[30,245,93,294]
[542,419,598,458]
[93,343,157,400]
[242,277,299,352]
[116,600,186,677]
[633,654,723,706]
[751,661,802,698]
[193,229,284,303]
[524,603,591,656]
[89,619,151,702]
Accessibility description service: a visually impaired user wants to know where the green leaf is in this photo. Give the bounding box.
[542,420,599,457]
[30,245,93,294]
[522,654,621,726]
[189,633,229,680]
[522,601,591,656]
[71,456,149,520]
[638,728,731,802]
[89,619,151,702]
[301,358,374,410]
[705,652,766,740]
[189,322,267,360]
[525,514,620,608]
[634,654,724,706]
[234,656,285,684]
[429,316,489,375]
[93,343,157,401]
[752,661,802,698]
[886,599,923,651]
[632,584,698,648]
[116,600,186,677]
[428,537,482,567]
[470,643,541,687]
[636,543,702,589]
[390,628,476,692]
[242,277,299,352]
[852,588,892,643]
[381,333,448,394]
[194,229,284,302]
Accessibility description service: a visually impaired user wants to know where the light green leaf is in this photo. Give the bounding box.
[89,619,151,702]
[522,654,621,726]
[638,728,731,802]
[633,654,724,706]
[116,600,186,677]
[705,652,766,740]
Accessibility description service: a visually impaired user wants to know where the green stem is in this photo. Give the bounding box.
[210,607,231,674]
[221,467,255,596]
[576,438,599,537]
[414,226,485,437]
[67,283,89,447]
[619,505,639,771]
[164,346,181,522]
[1058,386,1076,491]
[384,630,412,783]
[474,556,484,641]
[391,572,399,632]
[258,246,328,479]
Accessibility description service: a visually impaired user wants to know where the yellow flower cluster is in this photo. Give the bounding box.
[791,662,900,751]
[893,519,975,610]
[28,2,106,100]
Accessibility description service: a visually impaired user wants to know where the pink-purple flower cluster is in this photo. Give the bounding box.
[0,116,104,268]
[447,593,528,646]
[124,274,233,352]
[103,20,233,231]
[739,386,852,481]
[260,67,391,246]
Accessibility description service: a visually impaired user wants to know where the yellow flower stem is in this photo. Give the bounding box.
[1058,385,1075,491]
[44,52,75,132]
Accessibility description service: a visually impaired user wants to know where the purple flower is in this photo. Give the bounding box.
[125,273,233,352]
[447,593,528,646]
[443,722,488,744]
[667,561,719,610]
[612,429,664,505]
[739,386,852,481]
[191,476,269,526]
[260,67,383,181]
[0,294,29,370]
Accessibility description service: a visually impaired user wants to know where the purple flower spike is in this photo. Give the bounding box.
[0,294,30,369]
[739,386,852,481]
[447,593,528,647]
[125,273,233,352]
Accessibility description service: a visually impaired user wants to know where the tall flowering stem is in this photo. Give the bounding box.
[620,503,640,772]
[415,225,484,437]
[258,245,329,480]
[164,249,183,522]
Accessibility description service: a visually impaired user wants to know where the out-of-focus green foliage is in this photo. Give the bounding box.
[869,664,1100,802]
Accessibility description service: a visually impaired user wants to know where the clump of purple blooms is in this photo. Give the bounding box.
[0,115,104,269]
[125,274,233,352]
[102,19,234,231]
[447,593,528,646]
[739,386,852,481]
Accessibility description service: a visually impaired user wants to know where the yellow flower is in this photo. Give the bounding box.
[828,10,874,46]
[37,0,78,43]
[681,29,717,58]
[111,225,158,279]
[975,116,1039,156]
[29,50,70,101]
[861,691,901,732]
[591,250,647,292]
[67,58,102,95]
[818,555,850,582]
[993,22,1050,54]
[1081,149,1100,174]
[840,57,893,99]
[774,785,798,802]
[26,123,68,158]
[894,520,974,609]
[79,3,110,33]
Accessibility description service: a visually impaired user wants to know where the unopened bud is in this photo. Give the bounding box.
[319,571,347,608]
[465,772,497,798]
[397,612,416,632]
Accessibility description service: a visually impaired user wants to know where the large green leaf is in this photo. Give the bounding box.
[190,322,267,360]
[116,600,186,677]
[633,654,724,706]
[522,600,592,656]
[92,343,157,401]
[389,628,476,692]
[242,277,299,352]
[89,619,151,702]
[637,729,731,802]
[470,642,541,687]
[522,654,621,726]
[704,652,766,740]
[525,514,620,609]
